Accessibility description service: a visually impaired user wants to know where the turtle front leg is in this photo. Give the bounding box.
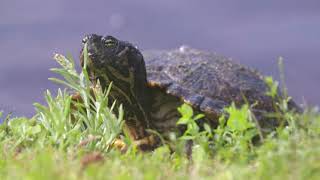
[71,89,158,151]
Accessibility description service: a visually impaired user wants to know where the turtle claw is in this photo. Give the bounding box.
[112,139,128,153]
[112,135,158,152]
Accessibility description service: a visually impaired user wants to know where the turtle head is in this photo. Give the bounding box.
[80,34,151,132]
[81,34,145,84]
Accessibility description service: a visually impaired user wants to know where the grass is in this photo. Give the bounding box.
[0,50,320,179]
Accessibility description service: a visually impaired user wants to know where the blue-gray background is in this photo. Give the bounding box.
[0,0,319,118]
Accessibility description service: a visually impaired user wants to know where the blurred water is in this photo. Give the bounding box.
[0,0,319,117]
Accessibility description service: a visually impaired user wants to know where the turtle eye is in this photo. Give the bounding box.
[104,37,117,48]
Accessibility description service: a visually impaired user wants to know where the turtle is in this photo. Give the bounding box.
[79,34,299,150]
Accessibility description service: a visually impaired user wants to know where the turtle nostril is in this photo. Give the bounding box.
[82,37,88,44]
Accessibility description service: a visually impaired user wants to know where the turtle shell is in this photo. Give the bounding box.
[143,46,275,121]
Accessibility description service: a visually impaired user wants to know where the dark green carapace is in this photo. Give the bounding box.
[81,34,299,149]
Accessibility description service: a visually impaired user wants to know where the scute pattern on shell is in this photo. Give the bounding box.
[143,46,274,118]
